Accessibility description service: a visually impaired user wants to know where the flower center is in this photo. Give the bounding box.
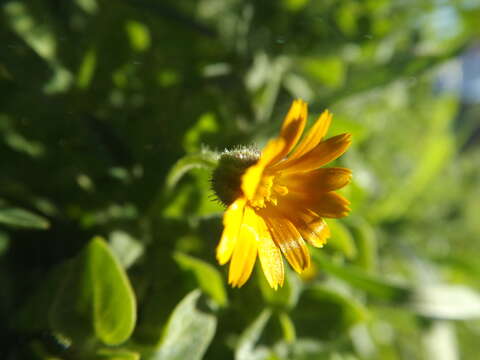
[250,175,289,209]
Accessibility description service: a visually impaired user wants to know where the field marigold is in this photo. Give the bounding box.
[212,100,352,289]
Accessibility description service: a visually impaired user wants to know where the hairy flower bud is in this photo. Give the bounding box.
[211,147,260,206]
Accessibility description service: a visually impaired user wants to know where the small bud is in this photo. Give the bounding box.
[211,146,260,206]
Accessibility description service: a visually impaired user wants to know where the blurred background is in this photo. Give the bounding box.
[1,0,480,359]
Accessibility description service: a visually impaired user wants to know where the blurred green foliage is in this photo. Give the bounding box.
[1,0,480,359]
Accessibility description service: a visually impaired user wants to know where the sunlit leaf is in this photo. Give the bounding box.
[77,49,97,89]
[410,285,480,320]
[183,113,219,153]
[96,348,140,360]
[109,230,144,269]
[50,237,136,345]
[302,57,345,88]
[278,312,296,343]
[235,309,272,360]
[282,0,309,12]
[153,290,216,360]
[313,251,411,302]
[368,97,457,222]
[422,321,458,360]
[125,20,151,52]
[276,338,329,360]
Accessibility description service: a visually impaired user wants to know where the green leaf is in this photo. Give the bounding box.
[165,150,219,190]
[302,57,345,88]
[257,267,301,309]
[374,137,453,221]
[77,49,96,89]
[0,207,50,229]
[182,113,219,153]
[326,219,357,259]
[368,123,455,222]
[292,285,368,340]
[50,237,137,345]
[125,20,151,52]
[282,0,309,12]
[162,168,224,219]
[153,290,217,360]
[422,321,458,360]
[96,348,140,360]
[173,252,228,307]
[326,113,369,144]
[278,312,296,343]
[15,262,70,332]
[410,285,480,320]
[348,217,377,271]
[0,231,10,255]
[280,338,329,360]
[109,231,144,269]
[235,309,272,360]
[313,252,411,302]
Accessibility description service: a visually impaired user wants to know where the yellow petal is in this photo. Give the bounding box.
[266,99,307,166]
[287,109,332,161]
[255,213,284,289]
[265,216,310,273]
[274,133,352,173]
[241,138,284,201]
[228,206,259,287]
[241,100,308,201]
[281,167,352,193]
[216,198,246,265]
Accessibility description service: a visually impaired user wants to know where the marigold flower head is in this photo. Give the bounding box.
[212,99,352,289]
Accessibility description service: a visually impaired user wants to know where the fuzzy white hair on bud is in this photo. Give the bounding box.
[211,146,260,206]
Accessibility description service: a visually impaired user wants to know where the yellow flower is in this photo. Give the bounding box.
[215,99,352,289]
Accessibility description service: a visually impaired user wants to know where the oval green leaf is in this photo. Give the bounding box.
[50,237,136,345]
[0,207,49,229]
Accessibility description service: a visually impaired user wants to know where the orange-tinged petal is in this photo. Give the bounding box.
[281,167,352,194]
[306,192,351,218]
[280,190,350,218]
[264,215,310,273]
[287,109,332,161]
[274,133,352,173]
[274,201,331,248]
[255,213,284,289]
[296,218,330,248]
[266,99,307,166]
[216,198,246,265]
[228,206,259,287]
